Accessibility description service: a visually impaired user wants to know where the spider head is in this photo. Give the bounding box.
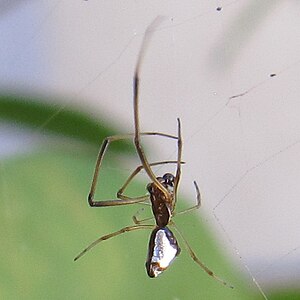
[162,173,175,187]
[161,173,175,194]
[147,173,175,194]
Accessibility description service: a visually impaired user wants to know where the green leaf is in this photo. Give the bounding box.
[268,289,300,300]
[0,94,132,153]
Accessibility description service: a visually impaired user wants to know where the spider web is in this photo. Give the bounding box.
[1,1,300,299]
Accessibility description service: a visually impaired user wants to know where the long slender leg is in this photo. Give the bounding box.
[117,160,185,201]
[88,132,178,207]
[74,224,153,261]
[172,222,233,289]
[173,118,183,210]
[174,181,201,216]
[133,17,170,196]
[88,134,133,207]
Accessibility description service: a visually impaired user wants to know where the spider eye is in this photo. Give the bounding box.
[162,173,175,186]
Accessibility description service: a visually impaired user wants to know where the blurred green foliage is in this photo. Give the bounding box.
[0,94,132,152]
[0,96,298,299]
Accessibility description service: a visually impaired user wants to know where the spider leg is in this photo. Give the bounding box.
[133,16,170,196]
[172,222,234,289]
[174,181,201,216]
[173,118,183,210]
[132,214,154,225]
[89,132,178,207]
[117,160,185,201]
[131,207,153,225]
[74,224,153,261]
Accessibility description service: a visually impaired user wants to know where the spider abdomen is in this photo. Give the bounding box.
[146,227,181,278]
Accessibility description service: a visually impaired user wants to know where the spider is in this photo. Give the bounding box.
[74,17,232,288]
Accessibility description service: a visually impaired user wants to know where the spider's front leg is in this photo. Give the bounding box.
[173,181,202,217]
[88,133,179,207]
[117,160,185,201]
[88,134,145,207]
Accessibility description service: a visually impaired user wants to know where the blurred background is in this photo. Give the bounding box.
[1,1,300,299]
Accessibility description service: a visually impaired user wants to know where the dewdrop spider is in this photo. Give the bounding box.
[74,17,232,288]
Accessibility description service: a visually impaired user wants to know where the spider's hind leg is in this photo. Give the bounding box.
[74,224,153,261]
[172,222,233,289]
